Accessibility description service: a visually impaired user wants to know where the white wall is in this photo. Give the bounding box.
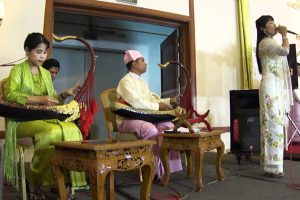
[0,0,46,78]
[97,0,189,16]
[249,0,300,88]
[194,0,240,127]
[194,0,240,150]
[0,0,46,130]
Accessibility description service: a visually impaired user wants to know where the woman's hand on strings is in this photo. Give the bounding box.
[27,96,59,106]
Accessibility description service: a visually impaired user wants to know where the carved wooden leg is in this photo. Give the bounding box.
[140,163,155,200]
[160,145,170,187]
[185,150,192,178]
[195,147,204,191]
[53,163,67,200]
[106,172,115,200]
[216,140,225,181]
[89,171,107,200]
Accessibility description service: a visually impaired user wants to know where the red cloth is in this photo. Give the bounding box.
[79,98,98,139]
[76,70,98,139]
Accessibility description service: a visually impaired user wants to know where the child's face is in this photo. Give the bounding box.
[26,43,48,67]
[132,57,147,75]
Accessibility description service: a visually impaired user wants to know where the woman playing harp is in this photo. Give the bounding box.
[3,33,86,199]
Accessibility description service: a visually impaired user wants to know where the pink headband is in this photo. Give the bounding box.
[124,50,144,65]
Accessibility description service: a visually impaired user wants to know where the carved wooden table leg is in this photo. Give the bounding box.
[106,172,115,200]
[195,147,205,191]
[53,163,67,200]
[141,163,155,200]
[89,171,107,200]
[159,131,225,192]
[185,150,192,178]
[160,145,170,187]
[52,140,155,200]
[216,140,225,181]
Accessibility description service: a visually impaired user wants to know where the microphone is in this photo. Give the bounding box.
[287,30,298,35]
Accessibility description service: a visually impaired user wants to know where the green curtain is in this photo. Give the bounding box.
[237,0,253,89]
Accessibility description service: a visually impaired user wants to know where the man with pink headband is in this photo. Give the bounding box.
[116,50,182,180]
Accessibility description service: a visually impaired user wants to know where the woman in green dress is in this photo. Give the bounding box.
[3,32,86,199]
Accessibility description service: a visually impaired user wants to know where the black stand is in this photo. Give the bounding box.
[235,153,253,165]
[286,112,300,147]
[285,112,300,190]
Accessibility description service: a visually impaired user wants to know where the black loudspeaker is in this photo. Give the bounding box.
[230,90,260,156]
[288,44,298,90]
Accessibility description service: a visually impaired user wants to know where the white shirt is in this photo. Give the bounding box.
[116,72,171,110]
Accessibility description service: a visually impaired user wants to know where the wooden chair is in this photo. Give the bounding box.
[16,138,34,200]
[100,88,138,140]
[100,88,142,181]
[0,78,34,200]
[0,137,32,200]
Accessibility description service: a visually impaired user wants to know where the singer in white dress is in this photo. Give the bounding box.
[255,15,293,177]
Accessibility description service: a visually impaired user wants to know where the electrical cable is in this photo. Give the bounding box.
[0,56,26,66]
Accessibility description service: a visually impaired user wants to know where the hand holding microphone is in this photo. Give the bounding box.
[277,25,289,47]
[276,25,288,36]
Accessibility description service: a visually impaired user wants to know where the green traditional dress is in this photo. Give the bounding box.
[3,59,86,189]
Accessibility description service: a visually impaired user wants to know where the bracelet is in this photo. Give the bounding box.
[282,36,288,39]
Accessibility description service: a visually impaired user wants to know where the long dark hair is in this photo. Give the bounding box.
[255,15,274,74]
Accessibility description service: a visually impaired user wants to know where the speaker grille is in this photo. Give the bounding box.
[230,89,260,153]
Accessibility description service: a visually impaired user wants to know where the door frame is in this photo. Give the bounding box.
[43,0,196,109]
[160,30,179,98]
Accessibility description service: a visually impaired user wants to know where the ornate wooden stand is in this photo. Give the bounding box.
[160,130,225,191]
[159,61,212,131]
[52,140,155,200]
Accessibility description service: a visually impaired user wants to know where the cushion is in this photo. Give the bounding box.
[111,101,181,123]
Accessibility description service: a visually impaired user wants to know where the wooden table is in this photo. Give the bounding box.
[160,130,225,191]
[52,140,156,200]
